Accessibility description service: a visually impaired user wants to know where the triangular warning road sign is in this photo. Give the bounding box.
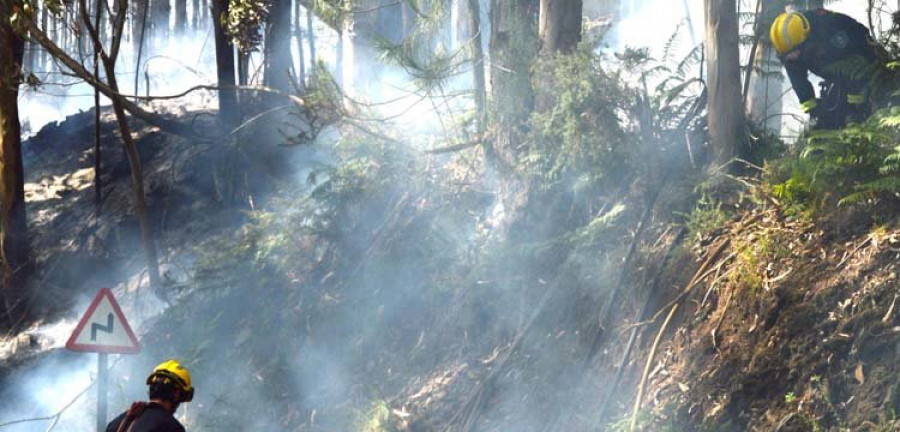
[66,288,141,354]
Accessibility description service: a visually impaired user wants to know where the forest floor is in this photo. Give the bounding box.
[3,101,900,432]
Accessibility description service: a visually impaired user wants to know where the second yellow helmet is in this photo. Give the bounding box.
[146,359,194,402]
[770,12,811,55]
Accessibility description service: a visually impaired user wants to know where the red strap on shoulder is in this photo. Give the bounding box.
[126,401,149,419]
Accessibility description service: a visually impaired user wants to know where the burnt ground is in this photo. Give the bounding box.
[625,205,900,431]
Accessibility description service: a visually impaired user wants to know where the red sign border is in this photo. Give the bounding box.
[66,287,141,354]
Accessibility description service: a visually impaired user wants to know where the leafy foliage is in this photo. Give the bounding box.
[765,108,900,214]
[526,46,633,192]
[225,0,270,53]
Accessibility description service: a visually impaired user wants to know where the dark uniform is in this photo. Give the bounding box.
[781,9,881,127]
[106,402,186,432]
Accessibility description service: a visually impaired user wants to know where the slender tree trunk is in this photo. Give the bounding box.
[152,0,171,47]
[175,0,188,35]
[539,0,582,54]
[40,2,48,70]
[306,4,316,74]
[467,0,486,135]
[237,51,249,86]
[746,45,782,132]
[192,0,201,29]
[80,0,163,295]
[336,27,344,88]
[263,0,294,96]
[94,0,102,208]
[133,0,149,95]
[294,0,305,85]
[211,0,237,124]
[705,0,743,167]
[0,0,30,313]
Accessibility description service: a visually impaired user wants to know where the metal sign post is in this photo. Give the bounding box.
[97,353,108,432]
[66,288,141,432]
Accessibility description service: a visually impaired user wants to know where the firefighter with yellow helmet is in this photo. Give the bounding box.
[106,360,194,432]
[770,8,881,128]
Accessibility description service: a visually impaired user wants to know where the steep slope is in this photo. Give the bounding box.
[633,205,900,431]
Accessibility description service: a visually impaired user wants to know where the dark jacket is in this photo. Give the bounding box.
[106,402,186,432]
[783,9,879,104]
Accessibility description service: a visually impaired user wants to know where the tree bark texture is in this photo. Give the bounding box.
[264,0,294,95]
[467,0,486,135]
[151,0,170,46]
[539,0,582,54]
[488,0,538,234]
[0,0,30,307]
[704,0,743,167]
[175,0,187,34]
[489,0,537,138]
[306,4,316,72]
[212,0,238,124]
[294,0,306,85]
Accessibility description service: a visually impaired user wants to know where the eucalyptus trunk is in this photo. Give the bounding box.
[263,0,294,96]
[488,0,538,233]
[705,0,743,167]
[539,0,582,54]
[467,0,486,135]
[294,0,305,85]
[212,0,237,124]
[175,0,188,35]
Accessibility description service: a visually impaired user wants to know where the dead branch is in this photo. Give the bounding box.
[597,228,686,421]
[630,303,679,432]
[20,14,198,140]
[425,141,480,154]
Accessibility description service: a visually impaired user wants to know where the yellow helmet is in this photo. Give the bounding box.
[770,12,811,55]
[146,359,194,402]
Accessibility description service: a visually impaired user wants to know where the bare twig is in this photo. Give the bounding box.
[630,303,679,432]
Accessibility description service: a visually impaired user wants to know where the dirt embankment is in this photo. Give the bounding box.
[638,206,900,431]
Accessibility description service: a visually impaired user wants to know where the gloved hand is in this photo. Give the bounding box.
[806,100,826,120]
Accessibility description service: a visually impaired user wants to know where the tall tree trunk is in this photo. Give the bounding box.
[175,0,188,34]
[133,0,149,95]
[746,45,782,132]
[80,0,163,296]
[705,0,743,168]
[263,0,294,95]
[294,0,305,85]
[94,0,103,208]
[212,0,238,124]
[306,4,316,73]
[0,0,30,315]
[490,0,537,148]
[192,0,201,29]
[539,0,582,54]
[468,0,486,135]
[489,0,538,233]
[152,0,171,47]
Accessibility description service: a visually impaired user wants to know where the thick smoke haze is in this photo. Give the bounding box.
[3,1,896,431]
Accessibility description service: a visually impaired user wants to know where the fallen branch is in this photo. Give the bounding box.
[425,141,479,154]
[649,239,732,323]
[597,228,686,421]
[630,302,679,432]
[443,286,555,432]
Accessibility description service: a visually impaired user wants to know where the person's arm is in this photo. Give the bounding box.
[105,413,125,432]
[784,60,817,112]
